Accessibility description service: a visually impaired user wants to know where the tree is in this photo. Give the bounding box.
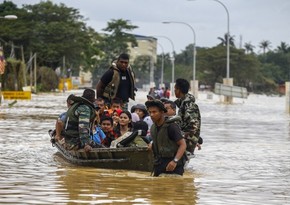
[92,19,138,86]
[101,19,138,59]
[259,40,271,55]
[244,42,255,54]
[217,33,235,47]
[277,41,289,54]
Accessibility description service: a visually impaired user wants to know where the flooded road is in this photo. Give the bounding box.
[0,90,290,204]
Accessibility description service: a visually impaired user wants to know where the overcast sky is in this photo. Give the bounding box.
[11,0,290,54]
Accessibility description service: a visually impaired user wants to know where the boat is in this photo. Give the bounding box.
[49,130,154,172]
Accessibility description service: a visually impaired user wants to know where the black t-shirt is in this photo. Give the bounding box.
[101,68,131,102]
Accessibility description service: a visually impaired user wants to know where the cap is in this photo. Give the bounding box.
[145,100,167,113]
[146,94,155,100]
[130,104,148,116]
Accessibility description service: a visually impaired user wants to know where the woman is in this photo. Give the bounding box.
[114,110,133,137]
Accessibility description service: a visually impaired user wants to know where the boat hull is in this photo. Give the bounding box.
[52,140,154,172]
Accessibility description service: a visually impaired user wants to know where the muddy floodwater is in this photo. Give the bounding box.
[0,90,290,205]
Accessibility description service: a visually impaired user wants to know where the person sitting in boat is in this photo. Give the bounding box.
[62,89,96,152]
[100,116,119,147]
[110,121,149,148]
[55,94,75,142]
[145,99,187,177]
[106,98,123,116]
[113,110,133,138]
[95,97,110,120]
[91,106,107,147]
[111,108,122,129]
[131,104,153,129]
[164,100,177,118]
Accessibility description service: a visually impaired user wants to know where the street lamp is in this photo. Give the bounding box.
[152,35,175,96]
[157,42,165,87]
[188,0,232,102]
[163,21,198,97]
[187,0,229,78]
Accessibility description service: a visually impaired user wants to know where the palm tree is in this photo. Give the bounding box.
[259,40,271,55]
[217,33,235,47]
[277,41,289,53]
[244,42,255,54]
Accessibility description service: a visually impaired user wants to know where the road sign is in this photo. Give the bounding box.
[214,83,248,98]
[2,91,31,100]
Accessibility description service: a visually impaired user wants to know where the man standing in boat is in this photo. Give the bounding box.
[96,53,137,111]
[146,100,187,177]
[63,89,96,152]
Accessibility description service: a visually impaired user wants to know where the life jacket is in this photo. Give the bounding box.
[102,64,136,101]
[63,96,96,141]
[150,119,179,158]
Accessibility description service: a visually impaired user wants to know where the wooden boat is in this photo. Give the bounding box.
[49,131,154,172]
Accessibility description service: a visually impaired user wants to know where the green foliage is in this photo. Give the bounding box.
[37,66,59,91]
[1,58,23,91]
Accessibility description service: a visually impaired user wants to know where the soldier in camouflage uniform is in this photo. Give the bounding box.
[63,89,96,152]
[174,78,201,154]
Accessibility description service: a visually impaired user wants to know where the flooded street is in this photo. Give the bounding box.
[0,90,290,204]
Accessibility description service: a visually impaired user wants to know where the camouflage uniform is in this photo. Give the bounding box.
[63,101,95,150]
[174,93,201,153]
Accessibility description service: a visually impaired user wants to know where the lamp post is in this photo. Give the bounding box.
[157,42,165,87]
[188,0,232,102]
[153,35,175,96]
[163,21,198,97]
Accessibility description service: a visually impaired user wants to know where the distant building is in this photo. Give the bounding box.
[128,34,157,64]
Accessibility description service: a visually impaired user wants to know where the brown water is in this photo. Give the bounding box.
[0,91,290,204]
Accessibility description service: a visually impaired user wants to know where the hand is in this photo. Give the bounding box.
[147,143,153,151]
[84,144,92,152]
[55,135,61,142]
[196,143,202,150]
[166,160,177,172]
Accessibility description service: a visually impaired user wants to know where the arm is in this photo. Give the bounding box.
[96,69,114,98]
[55,119,64,141]
[77,105,93,151]
[166,138,186,172]
[96,80,105,98]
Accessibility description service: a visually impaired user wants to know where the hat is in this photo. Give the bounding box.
[160,97,169,103]
[146,94,155,100]
[130,104,148,116]
[145,100,167,113]
[66,94,75,105]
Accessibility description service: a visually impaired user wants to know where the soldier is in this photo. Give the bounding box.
[96,53,137,111]
[62,89,96,152]
[146,100,187,177]
[174,78,202,154]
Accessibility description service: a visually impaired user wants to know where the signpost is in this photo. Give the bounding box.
[2,91,31,100]
[214,83,248,99]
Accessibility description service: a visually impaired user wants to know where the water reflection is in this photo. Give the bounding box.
[55,167,197,204]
